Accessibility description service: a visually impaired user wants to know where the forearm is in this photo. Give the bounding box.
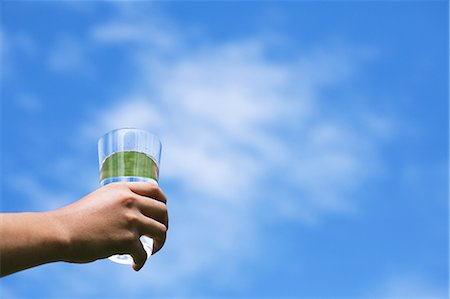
[0,211,69,277]
[0,183,168,275]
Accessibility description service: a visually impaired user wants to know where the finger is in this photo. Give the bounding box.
[129,240,148,271]
[125,182,167,204]
[152,232,167,255]
[137,215,167,254]
[135,195,169,229]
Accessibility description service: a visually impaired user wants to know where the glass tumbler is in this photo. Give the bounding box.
[98,128,162,265]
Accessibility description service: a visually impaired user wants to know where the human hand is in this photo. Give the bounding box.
[54,182,168,271]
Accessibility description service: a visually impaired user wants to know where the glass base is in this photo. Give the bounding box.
[109,236,154,265]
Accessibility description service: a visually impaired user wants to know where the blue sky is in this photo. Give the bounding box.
[0,1,448,298]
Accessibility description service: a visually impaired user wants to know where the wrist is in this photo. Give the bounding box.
[44,210,73,262]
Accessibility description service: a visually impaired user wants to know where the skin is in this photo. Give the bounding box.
[0,182,168,277]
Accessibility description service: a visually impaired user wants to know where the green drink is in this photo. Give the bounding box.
[100,151,159,186]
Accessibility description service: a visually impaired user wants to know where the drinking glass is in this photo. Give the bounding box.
[98,128,162,265]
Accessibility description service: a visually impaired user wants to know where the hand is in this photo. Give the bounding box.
[54,182,168,271]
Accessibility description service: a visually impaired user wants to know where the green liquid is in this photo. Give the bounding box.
[100,151,159,183]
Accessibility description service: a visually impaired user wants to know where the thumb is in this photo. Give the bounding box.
[129,240,147,271]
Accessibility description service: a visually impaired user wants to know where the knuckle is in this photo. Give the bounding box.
[155,201,168,213]
[124,212,140,227]
[158,222,168,235]
[150,222,167,243]
[152,186,167,204]
[121,195,137,208]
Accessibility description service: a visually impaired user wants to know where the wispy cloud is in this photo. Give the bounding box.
[73,6,395,294]
[8,174,74,212]
[92,22,177,49]
[3,3,398,297]
[0,30,37,81]
[367,272,448,298]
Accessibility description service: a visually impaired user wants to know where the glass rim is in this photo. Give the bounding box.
[98,127,161,145]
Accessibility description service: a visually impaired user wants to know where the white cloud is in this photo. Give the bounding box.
[8,175,74,212]
[4,5,396,297]
[90,3,179,50]
[82,98,163,140]
[78,11,395,294]
[368,272,448,298]
[92,22,177,49]
[0,30,37,81]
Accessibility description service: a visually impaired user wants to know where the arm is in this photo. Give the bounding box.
[0,182,168,277]
[0,211,69,276]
